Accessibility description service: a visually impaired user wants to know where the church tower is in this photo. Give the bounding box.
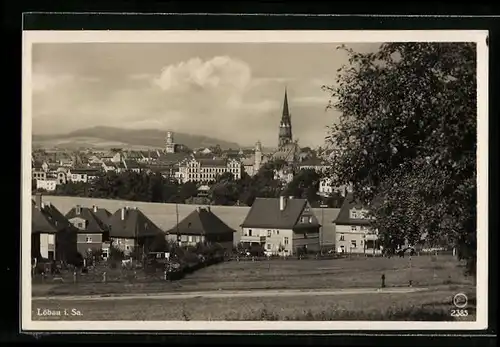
[165,131,175,153]
[254,140,262,173]
[278,88,293,148]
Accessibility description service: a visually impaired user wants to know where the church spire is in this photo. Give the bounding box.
[278,88,293,148]
[282,87,290,121]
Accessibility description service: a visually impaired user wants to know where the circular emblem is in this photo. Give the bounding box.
[453,293,468,308]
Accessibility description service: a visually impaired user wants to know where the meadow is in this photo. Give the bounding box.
[32,255,476,321]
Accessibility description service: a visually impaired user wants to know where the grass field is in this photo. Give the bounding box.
[31,255,476,321]
[33,254,474,296]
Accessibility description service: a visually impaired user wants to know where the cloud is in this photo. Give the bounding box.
[32,73,75,92]
[154,56,252,94]
[32,55,334,147]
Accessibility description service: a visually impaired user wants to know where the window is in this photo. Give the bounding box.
[188,236,193,243]
[301,216,308,223]
[339,234,345,241]
[267,230,272,237]
[248,229,252,237]
[284,237,289,245]
[351,240,357,248]
[86,236,92,243]
[78,222,84,229]
[47,234,55,244]
[277,230,279,235]
[350,209,358,219]
[304,206,310,212]
[266,244,271,250]
[351,226,357,232]
[360,240,363,245]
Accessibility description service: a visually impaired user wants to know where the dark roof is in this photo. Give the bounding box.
[197,159,227,167]
[108,207,164,239]
[157,153,189,164]
[93,207,112,225]
[299,157,326,166]
[240,197,319,229]
[166,208,236,236]
[71,168,101,174]
[124,160,142,169]
[32,201,76,234]
[333,193,372,226]
[65,207,110,233]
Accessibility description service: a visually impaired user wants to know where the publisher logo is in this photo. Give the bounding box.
[453,293,468,308]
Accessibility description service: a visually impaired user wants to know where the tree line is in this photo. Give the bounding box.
[33,160,345,208]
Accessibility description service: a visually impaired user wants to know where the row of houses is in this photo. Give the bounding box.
[31,192,381,263]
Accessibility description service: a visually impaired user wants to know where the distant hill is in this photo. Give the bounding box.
[32,126,241,150]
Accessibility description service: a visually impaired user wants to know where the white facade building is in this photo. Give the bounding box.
[178,157,242,183]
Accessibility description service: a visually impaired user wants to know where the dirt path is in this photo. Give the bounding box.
[33,287,428,301]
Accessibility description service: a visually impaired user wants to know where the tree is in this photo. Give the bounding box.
[179,181,198,202]
[324,43,476,274]
[283,168,322,202]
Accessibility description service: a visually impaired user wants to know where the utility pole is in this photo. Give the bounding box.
[320,204,327,255]
[176,202,180,246]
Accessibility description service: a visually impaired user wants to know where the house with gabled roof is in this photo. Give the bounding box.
[65,205,111,256]
[166,206,236,250]
[91,205,112,226]
[31,194,78,262]
[123,159,144,173]
[333,193,380,254]
[107,206,165,257]
[240,196,321,256]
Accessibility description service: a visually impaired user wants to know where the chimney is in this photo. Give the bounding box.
[76,205,81,215]
[93,205,97,213]
[279,196,286,211]
[121,207,126,220]
[35,193,42,210]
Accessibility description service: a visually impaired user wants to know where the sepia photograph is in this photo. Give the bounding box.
[22,30,488,331]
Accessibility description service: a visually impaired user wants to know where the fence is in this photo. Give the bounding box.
[32,254,227,285]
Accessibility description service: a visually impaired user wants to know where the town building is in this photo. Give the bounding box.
[67,168,101,183]
[65,205,111,256]
[242,141,269,177]
[107,206,165,257]
[298,157,329,173]
[166,206,236,251]
[31,194,78,262]
[178,156,242,183]
[240,196,321,256]
[165,131,176,153]
[36,178,58,192]
[333,193,380,254]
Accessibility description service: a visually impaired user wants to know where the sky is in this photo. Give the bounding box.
[32,42,381,147]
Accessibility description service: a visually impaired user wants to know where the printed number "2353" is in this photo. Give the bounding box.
[451,309,469,317]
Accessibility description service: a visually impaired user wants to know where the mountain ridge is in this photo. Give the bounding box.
[32,126,242,150]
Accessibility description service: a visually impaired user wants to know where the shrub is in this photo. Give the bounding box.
[109,244,125,261]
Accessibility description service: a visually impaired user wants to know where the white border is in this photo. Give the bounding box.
[22,30,489,331]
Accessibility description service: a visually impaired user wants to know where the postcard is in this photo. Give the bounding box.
[22,29,488,331]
